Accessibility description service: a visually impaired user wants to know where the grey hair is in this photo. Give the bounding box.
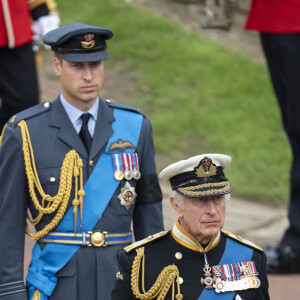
[171,191,185,209]
[171,191,231,209]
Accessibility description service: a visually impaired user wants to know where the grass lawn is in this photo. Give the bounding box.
[56,0,291,203]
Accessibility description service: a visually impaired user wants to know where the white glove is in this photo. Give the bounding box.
[32,14,60,49]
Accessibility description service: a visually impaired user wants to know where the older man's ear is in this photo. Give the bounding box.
[170,196,183,218]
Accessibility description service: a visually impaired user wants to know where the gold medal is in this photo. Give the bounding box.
[114,170,124,181]
[215,278,226,293]
[248,277,256,289]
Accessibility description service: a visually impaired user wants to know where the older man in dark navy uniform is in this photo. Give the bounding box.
[0,23,164,300]
[111,154,270,300]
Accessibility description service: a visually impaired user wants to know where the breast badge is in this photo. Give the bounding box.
[118,182,137,210]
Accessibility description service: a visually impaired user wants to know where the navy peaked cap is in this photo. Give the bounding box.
[43,23,113,62]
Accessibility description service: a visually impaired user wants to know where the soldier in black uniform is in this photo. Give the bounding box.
[111,154,270,300]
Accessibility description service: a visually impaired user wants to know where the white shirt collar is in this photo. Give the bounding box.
[60,94,99,134]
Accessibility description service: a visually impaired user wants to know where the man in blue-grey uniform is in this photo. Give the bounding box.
[0,23,164,300]
[111,154,270,299]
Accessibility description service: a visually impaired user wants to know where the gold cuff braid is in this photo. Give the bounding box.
[131,247,183,300]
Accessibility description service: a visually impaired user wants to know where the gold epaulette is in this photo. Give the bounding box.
[28,0,47,10]
[124,231,168,253]
[28,0,58,12]
[222,230,264,252]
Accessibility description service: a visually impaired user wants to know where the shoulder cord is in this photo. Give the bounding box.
[0,123,7,146]
[131,247,183,300]
[16,120,85,240]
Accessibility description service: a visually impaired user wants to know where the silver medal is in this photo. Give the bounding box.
[124,170,133,180]
[254,277,261,288]
[133,169,141,180]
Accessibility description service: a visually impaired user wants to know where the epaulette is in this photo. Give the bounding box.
[222,230,264,252]
[124,231,168,253]
[105,99,146,117]
[8,102,52,127]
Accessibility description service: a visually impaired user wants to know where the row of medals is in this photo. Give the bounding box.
[214,276,260,293]
[212,262,260,293]
[114,168,141,181]
[113,153,141,181]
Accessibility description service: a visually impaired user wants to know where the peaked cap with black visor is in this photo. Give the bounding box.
[159,154,232,198]
[43,23,113,62]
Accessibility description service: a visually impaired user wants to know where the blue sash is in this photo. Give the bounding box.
[198,237,253,300]
[26,108,143,299]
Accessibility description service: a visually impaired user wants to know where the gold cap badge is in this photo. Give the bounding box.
[195,157,217,178]
[81,34,95,49]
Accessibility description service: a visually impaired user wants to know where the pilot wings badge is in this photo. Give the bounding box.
[109,139,135,152]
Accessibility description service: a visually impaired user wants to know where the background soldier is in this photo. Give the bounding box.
[0,0,60,131]
[245,0,300,274]
[111,154,269,299]
[0,23,164,300]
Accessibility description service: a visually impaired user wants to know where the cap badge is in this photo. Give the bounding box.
[81,34,95,49]
[195,157,217,178]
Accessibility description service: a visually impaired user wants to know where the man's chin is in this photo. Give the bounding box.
[202,227,220,237]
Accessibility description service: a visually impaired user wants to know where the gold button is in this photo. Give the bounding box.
[50,177,56,182]
[175,252,182,260]
[43,102,50,108]
[177,277,183,284]
[89,160,94,167]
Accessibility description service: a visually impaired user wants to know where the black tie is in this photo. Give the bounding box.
[79,113,92,154]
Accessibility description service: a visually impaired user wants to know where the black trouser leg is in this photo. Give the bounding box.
[261,32,300,251]
[0,42,39,130]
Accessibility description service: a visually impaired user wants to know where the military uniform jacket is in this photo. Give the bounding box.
[111,223,270,300]
[0,97,164,300]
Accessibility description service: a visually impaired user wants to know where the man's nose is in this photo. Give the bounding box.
[83,66,93,80]
[206,199,217,214]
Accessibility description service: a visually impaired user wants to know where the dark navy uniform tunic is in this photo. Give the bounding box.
[111,227,270,300]
[0,97,164,300]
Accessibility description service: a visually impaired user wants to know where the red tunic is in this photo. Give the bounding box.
[0,0,32,48]
[245,0,300,33]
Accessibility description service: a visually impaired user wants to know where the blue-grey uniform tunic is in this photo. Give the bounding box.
[0,97,164,300]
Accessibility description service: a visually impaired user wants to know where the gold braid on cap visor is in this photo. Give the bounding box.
[177,181,231,196]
